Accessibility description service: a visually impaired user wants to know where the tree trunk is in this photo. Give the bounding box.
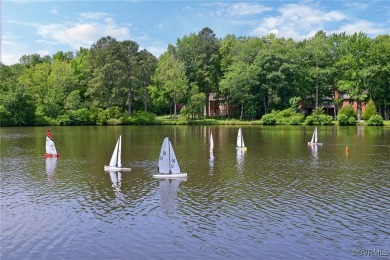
[174,102,177,119]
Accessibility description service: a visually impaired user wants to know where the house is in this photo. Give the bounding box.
[207,93,240,117]
[304,90,366,118]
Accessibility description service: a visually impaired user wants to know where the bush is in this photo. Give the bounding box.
[362,99,378,121]
[318,114,333,125]
[348,116,357,125]
[337,114,348,126]
[367,114,384,126]
[305,115,315,125]
[339,105,357,119]
[289,115,304,125]
[58,108,97,125]
[261,113,277,125]
[124,111,156,125]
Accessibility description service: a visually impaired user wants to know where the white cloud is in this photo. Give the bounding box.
[343,2,370,10]
[226,2,272,16]
[35,17,129,49]
[145,46,165,58]
[251,4,346,40]
[1,33,27,65]
[330,20,389,36]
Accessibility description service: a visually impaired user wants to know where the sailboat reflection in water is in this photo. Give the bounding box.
[108,171,123,198]
[209,132,214,174]
[236,148,245,173]
[158,178,186,214]
[45,157,57,181]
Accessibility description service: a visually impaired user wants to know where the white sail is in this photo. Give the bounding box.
[105,135,130,171]
[158,137,181,174]
[237,128,245,148]
[118,135,122,168]
[109,136,121,167]
[210,133,214,152]
[308,127,322,146]
[45,136,58,155]
[310,128,315,143]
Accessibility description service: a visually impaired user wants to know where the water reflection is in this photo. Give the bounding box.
[236,148,245,173]
[209,132,214,175]
[108,171,123,198]
[45,157,57,180]
[158,178,186,214]
[209,151,214,175]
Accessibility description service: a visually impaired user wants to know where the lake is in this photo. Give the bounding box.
[1,125,389,259]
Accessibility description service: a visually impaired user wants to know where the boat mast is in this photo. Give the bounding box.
[168,137,172,174]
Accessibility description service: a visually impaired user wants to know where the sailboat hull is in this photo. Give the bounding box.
[153,173,187,178]
[104,165,131,171]
[44,153,60,158]
[237,147,247,151]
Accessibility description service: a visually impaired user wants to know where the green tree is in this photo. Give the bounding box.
[336,32,372,120]
[150,52,188,118]
[118,40,139,116]
[304,31,334,109]
[137,50,158,112]
[84,36,122,109]
[362,99,377,120]
[366,35,390,119]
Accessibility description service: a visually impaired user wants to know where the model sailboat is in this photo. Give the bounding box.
[44,130,60,157]
[308,127,322,146]
[154,137,187,178]
[236,128,247,150]
[104,135,131,171]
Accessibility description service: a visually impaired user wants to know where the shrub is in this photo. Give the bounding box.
[261,113,277,125]
[289,115,304,125]
[337,114,348,126]
[348,116,357,125]
[311,106,325,122]
[318,114,333,125]
[124,111,156,125]
[367,114,384,126]
[305,115,315,125]
[339,105,357,119]
[362,99,377,121]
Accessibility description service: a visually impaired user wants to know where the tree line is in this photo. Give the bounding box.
[1,27,389,126]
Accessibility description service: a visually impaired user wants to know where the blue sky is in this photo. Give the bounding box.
[2,0,389,65]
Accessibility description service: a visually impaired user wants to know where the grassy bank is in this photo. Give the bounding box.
[155,115,390,126]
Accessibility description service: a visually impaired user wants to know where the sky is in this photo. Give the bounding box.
[2,0,389,65]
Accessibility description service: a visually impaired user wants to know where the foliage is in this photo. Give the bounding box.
[261,108,304,125]
[1,30,390,126]
[338,104,357,118]
[366,114,384,126]
[311,106,325,122]
[261,113,277,125]
[337,114,356,126]
[289,115,304,125]
[305,116,315,125]
[0,91,36,126]
[124,110,156,125]
[362,99,378,120]
[337,114,348,125]
[58,108,98,125]
[318,114,333,125]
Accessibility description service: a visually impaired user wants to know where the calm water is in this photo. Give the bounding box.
[1,125,389,259]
